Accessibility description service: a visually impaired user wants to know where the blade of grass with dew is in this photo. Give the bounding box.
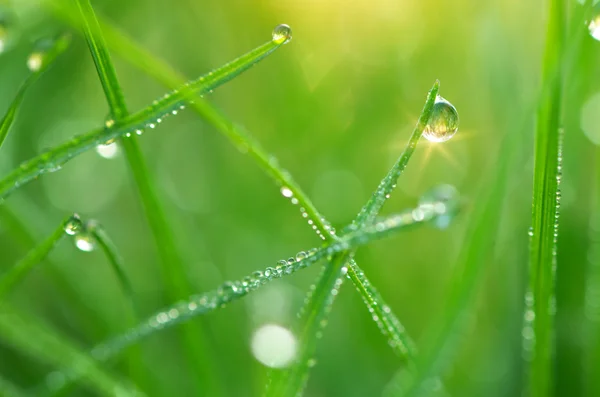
[0,206,106,340]
[266,81,440,397]
[527,0,565,395]
[0,304,142,397]
[0,33,71,149]
[74,1,223,393]
[36,201,456,395]
[0,29,289,200]
[0,215,70,299]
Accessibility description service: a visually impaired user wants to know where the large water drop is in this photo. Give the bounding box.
[272,24,292,45]
[423,96,459,143]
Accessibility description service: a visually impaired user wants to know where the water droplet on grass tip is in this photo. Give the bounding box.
[64,214,83,235]
[74,233,95,252]
[272,24,292,44]
[423,96,459,143]
[26,36,58,72]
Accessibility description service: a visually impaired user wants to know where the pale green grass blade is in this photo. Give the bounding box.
[0,33,288,200]
[0,33,71,149]
[0,304,142,396]
[526,0,566,395]
[0,216,68,299]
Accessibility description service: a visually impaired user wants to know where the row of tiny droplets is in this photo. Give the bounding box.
[522,129,564,361]
[86,247,321,365]
[279,184,334,241]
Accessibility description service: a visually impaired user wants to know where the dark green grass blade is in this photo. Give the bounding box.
[74,1,224,393]
[0,216,68,299]
[0,304,142,396]
[0,34,71,149]
[526,0,566,396]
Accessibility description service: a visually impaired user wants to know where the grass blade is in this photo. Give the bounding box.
[0,216,69,299]
[0,304,142,397]
[74,1,224,392]
[0,205,107,340]
[526,0,566,395]
[0,33,71,149]
[0,27,289,200]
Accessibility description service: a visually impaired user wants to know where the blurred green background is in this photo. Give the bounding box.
[0,0,599,396]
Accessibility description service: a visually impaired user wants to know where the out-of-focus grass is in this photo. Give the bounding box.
[0,0,598,396]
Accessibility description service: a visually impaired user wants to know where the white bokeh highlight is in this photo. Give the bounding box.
[251,324,297,368]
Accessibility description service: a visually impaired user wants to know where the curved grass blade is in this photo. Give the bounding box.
[266,81,440,397]
[0,33,71,149]
[0,29,289,199]
[74,1,222,392]
[0,216,69,299]
[83,219,136,317]
[0,304,142,397]
[0,205,107,340]
[526,0,565,395]
[38,201,455,394]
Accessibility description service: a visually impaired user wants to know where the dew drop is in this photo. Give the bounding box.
[280,186,293,198]
[105,118,115,128]
[272,24,292,45]
[148,123,156,129]
[64,214,83,236]
[74,233,95,252]
[422,96,459,143]
[27,52,43,72]
[296,251,307,261]
[135,129,143,136]
[95,142,119,159]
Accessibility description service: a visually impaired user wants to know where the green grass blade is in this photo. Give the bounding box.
[0,216,68,299]
[526,0,566,395]
[349,81,440,229]
[84,219,136,317]
[0,304,142,397]
[0,29,288,200]
[0,206,107,340]
[0,33,71,149]
[73,1,228,393]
